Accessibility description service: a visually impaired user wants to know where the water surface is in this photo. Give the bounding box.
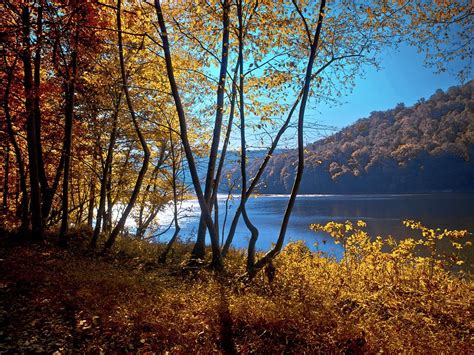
[155,193,474,260]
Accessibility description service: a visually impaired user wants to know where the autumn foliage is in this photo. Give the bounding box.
[248,80,474,194]
[1,220,472,353]
[1,0,473,352]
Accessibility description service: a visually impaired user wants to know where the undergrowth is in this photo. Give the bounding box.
[0,221,472,353]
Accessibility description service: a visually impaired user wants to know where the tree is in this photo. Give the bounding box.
[101,0,151,252]
[191,0,231,261]
[1,56,29,232]
[149,0,472,275]
[1,0,470,277]
[154,0,224,269]
[20,4,43,239]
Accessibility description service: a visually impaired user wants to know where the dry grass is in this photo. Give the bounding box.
[0,222,472,353]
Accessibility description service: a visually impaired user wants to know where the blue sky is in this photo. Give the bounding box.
[312,44,470,132]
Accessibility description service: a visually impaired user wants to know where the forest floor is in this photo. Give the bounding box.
[1,230,472,354]
[0,236,233,353]
[0,233,274,354]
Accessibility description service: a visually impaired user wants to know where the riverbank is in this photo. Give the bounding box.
[1,229,472,353]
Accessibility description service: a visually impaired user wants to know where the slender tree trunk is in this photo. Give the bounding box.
[193,61,238,259]
[136,201,146,239]
[222,90,303,256]
[21,6,43,239]
[104,151,115,233]
[220,46,335,256]
[15,170,20,218]
[210,1,259,223]
[33,4,49,221]
[37,2,66,222]
[154,0,222,269]
[213,194,219,241]
[86,147,98,229]
[235,0,259,271]
[102,0,150,252]
[42,152,64,225]
[86,180,96,229]
[59,28,80,245]
[135,146,166,239]
[72,178,82,226]
[2,143,10,216]
[191,0,231,260]
[90,93,122,248]
[209,61,239,234]
[105,145,131,232]
[3,58,29,231]
[159,128,181,263]
[221,182,235,247]
[247,0,326,279]
[77,177,90,226]
[136,208,161,239]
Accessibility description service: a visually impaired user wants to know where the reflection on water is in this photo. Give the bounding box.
[154,193,474,261]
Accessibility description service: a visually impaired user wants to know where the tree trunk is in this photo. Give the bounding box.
[102,0,150,252]
[59,27,80,245]
[235,0,259,272]
[86,147,98,230]
[3,58,29,231]
[33,4,49,221]
[21,6,43,239]
[247,0,326,279]
[220,30,335,256]
[221,90,303,256]
[2,143,10,216]
[90,93,122,248]
[42,151,65,225]
[209,61,239,243]
[154,0,222,269]
[191,0,231,260]
[135,146,167,239]
[159,128,181,263]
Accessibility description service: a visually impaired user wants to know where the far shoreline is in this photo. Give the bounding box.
[205,191,474,199]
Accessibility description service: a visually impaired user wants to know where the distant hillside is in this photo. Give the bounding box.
[237,80,474,194]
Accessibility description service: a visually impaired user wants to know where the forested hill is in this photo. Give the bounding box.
[245,80,474,194]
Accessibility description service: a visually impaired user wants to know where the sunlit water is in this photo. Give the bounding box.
[150,193,474,261]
